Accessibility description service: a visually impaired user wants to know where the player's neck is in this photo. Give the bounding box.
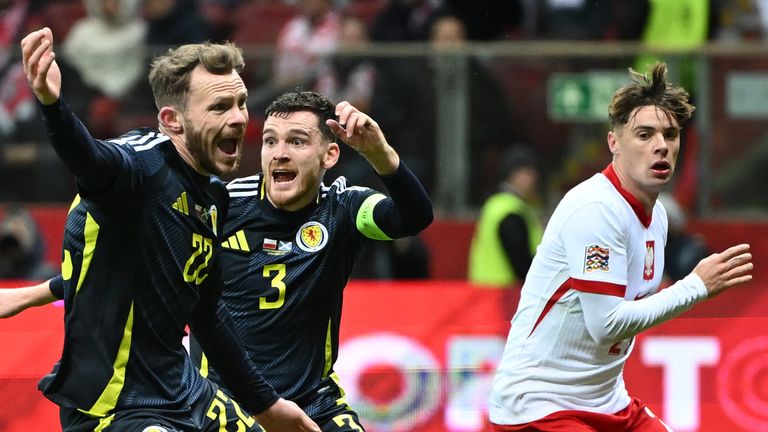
[171,137,211,177]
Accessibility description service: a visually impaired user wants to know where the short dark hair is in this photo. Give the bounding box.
[608,62,695,129]
[499,146,536,178]
[148,41,244,111]
[265,91,336,143]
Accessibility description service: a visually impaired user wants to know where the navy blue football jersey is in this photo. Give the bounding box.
[39,128,230,415]
[202,174,382,403]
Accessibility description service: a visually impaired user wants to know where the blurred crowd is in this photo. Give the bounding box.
[0,0,764,278]
[1,0,764,200]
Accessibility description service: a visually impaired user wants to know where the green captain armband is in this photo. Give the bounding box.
[356,194,393,240]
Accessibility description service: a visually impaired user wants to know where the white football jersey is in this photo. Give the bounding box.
[489,165,707,425]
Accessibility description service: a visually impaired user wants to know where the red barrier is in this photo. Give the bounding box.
[1,280,767,431]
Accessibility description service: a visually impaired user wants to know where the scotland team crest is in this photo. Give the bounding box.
[296,221,328,252]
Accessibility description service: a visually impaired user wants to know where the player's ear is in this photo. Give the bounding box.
[323,142,340,169]
[607,130,619,155]
[158,106,183,134]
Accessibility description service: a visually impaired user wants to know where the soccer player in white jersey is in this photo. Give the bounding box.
[488,62,754,431]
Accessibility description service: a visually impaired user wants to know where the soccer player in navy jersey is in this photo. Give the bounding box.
[1,90,433,431]
[190,90,433,431]
[16,27,319,432]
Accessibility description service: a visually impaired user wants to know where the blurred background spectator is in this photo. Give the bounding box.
[0,0,35,142]
[634,0,719,89]
[62,0,146,101]
[248,0,341,111]
[530,0,614,40]
[316,12,375,112]
[0,204,56,281]
[61,0,146,137]
[143,0,214,46]
[198,0,245,42]
[369,0,437,42]
[659,191,710,281]
[468,146,544,288]
[427,13,518,202]
[439,0,523,40]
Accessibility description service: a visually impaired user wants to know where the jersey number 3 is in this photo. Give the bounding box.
[261,264,287,309]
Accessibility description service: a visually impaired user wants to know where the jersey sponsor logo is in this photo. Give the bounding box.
[644,240,655,280]
[296,221,329,252]
[584,244,610,273]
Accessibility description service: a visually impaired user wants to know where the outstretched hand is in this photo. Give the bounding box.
[254,398,320,432]
[20,27,61,105]
[326,101,399,175]
[693,243,753,298]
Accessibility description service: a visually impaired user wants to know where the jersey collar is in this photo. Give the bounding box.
[601,163,652,228]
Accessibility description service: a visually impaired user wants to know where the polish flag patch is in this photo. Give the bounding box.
[263,238,277,250]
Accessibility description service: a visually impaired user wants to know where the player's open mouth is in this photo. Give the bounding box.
[217,138,239,155]
[651,161,670,175]
[272,170,296,183]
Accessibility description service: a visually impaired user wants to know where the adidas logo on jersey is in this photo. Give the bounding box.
[222,230,251,252]
[172,192,189,215]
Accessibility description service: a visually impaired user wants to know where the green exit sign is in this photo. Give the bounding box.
[548,71,629,122]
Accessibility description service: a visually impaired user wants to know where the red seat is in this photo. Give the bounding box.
[37,0,87,41]
[231,0,298,46]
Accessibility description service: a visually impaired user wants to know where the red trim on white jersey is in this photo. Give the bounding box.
[528,278,572,337]
[602,164,652,228]
[572,278,626,297]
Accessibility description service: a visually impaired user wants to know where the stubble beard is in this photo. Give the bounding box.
[185,124,240,177]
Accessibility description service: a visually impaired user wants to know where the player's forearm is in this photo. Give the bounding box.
[579,273,708,343]
[190,303,279,414]
[38,99,120,190]
[0,279,58,318]
[374,161,433,236]
[362,143,399,176]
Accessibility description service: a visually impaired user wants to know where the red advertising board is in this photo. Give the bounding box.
[1,280,767,431]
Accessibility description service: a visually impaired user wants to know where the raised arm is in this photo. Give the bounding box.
[21,27,123,192]
[327,101,433,238]
[564,201,753,344]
